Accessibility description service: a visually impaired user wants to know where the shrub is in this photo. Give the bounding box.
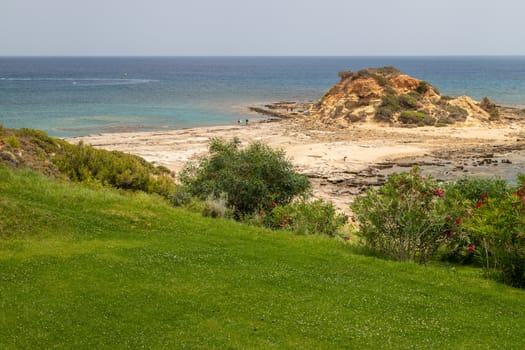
[415,81,430,94]
[169,186,193,207]
[260,199,345,236]
[398,94,420,109]
[445,105,468,123]
[15,128,67,153]
[180,138,311,218]
[375,94,400,122]
[438,177,511,264]
[445,177,510,203]
[351,167,451,263]
[398,111,435,126]
[338,70,354,79]
[202,196,231,218]
[464,185,525,288]
[6,136,20,148]
[479,97,500,120]
[371,74,390,87]
[54,142,174,195]
[373,66,401,75]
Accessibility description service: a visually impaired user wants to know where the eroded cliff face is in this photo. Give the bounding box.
[304,67,495,128]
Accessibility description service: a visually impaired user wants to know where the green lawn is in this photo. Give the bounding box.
[1,166,524,349]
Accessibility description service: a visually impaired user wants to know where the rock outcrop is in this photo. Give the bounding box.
[253,67,502,129]
[305,66,496,128]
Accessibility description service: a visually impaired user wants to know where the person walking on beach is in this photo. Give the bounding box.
[245,119,249,125]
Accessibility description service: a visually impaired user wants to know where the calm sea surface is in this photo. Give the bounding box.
[1,56,525,137]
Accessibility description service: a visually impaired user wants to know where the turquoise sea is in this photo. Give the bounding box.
[1,56,525,137]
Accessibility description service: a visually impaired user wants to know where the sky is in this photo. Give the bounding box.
[1,0,524,56]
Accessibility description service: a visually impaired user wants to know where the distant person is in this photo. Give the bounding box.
[237,119,242,125]
[245,119,249,125]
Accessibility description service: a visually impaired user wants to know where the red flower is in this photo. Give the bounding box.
[455,218,461,225]
[271,201,277,208]
[475,201,484,208]
[446,231,454,238]
[468,244,476,252]
[433,188,445,197]
[480,193,488,200]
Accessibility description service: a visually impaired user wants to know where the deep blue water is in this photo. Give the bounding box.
[1,56,525,137]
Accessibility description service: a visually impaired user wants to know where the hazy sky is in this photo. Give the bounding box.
[1,0,524,56]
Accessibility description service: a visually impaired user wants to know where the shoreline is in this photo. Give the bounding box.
[68,117,525,213]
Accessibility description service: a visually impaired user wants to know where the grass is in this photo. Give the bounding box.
[1,166,524,349]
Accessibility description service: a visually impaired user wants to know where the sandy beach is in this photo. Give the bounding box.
[69,119,525,212]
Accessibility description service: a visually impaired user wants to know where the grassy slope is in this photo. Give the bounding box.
[0,167,524,349]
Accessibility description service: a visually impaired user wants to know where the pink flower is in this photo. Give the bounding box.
[468,244,476,252]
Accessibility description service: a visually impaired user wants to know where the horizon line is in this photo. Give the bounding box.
[1,54,525,59]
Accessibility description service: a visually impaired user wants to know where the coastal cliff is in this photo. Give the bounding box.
[255,67,503,128]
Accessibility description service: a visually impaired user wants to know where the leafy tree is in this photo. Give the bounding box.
[180,138,310,218]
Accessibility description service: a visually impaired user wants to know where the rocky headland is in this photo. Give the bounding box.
[252,66,524,129]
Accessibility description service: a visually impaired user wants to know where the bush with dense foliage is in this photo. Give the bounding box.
[352,167,453,263]
[438,177,510,264]
[255,199,346,236]
[463,181,525,288]
[399,111,435,125]
[179,138,311,218]
[54,141,175,196]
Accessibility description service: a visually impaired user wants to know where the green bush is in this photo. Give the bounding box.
[54,142,174,196]
[371,74,390,87]
[464,184,525,288]
[6,135,20,148]
[445,105,468,123]
[445,177,510,202]
[399,111,435,126]
[169,186,193,207]
[180,138,311,218]
[375,94,401,122]
[480,97,500,120]
[439,177,510,264]
[415,81,430,94]
[259,199,345,236]
[14,128,68,154]
[398,94,420,109]
[338,70,354,79]
[352,167,451,263]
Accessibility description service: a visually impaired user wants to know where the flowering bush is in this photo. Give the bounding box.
[351,167,455,263]
[439,177,509,264]
[464,184,525,288]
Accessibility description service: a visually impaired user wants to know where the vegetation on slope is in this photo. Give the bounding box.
[0,127,176,196]
[1,166,525,348]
